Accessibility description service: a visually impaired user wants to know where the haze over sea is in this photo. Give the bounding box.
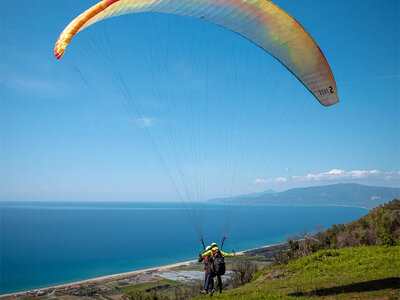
[0,201,368,294]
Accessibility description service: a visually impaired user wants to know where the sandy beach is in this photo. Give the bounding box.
[0,242,285,298]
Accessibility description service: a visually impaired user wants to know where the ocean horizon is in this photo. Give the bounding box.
[0,201,368,294]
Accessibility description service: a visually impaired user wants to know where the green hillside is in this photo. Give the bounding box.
[193,199,400,299]
[195,246,400,299]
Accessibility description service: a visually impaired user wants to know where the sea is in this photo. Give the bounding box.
[0,201,368,294]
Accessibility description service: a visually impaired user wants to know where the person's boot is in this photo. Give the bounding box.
[201,290,208,295]
[209,289,214,296]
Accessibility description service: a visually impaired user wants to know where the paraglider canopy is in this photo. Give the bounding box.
[54,0,339,106]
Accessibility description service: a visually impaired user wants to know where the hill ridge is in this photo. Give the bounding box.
[211,183,400,208]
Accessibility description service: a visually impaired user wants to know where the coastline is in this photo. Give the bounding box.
[221,203,371,210]
[0,242,284,297]
[0,260,196,297]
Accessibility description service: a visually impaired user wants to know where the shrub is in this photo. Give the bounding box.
[230,257,258,287]
[288,239,299,251]
[376,228,398,246]
[273,200,399,265]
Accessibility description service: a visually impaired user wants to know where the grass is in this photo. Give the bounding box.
[169,264,204,271]
[193,246,400,299]
[120,279,182,293]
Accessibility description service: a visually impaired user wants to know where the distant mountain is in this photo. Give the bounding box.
[212,189,276,202]
[211,183,400,208]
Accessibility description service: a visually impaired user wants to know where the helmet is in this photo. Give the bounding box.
[211,242,217,247]
[206,245,212,251]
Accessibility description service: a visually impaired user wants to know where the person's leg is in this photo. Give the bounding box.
[209,276,214,295]
[204,273,210,292]
[217,275,223,293]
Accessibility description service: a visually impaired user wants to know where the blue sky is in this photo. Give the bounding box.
[1,0,399,202]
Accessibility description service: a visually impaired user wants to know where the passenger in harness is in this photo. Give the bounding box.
[198,245,214,295]
[209,242,235,294]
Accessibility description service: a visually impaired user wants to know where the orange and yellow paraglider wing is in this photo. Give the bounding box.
[55,0,339,106]
[54,1,109,59]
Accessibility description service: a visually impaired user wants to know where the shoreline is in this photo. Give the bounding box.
[219,203,371,210]
[1,242,284,297]
[0,260,196,297]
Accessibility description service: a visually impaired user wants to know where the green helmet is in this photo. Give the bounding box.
[206,245,212,251]
[211,242,217,247]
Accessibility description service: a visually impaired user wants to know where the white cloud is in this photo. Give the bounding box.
[254,178,272,184]
[254,177,287,184]
[2,75,66,96]
[366,74,400,80]
[275,177,288,183]
[254,169,400,185]
[1,53,67,97]
[136,118,156,127]
[10,78,61,92]
[384,171,400,180]
[292,169,382,181]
